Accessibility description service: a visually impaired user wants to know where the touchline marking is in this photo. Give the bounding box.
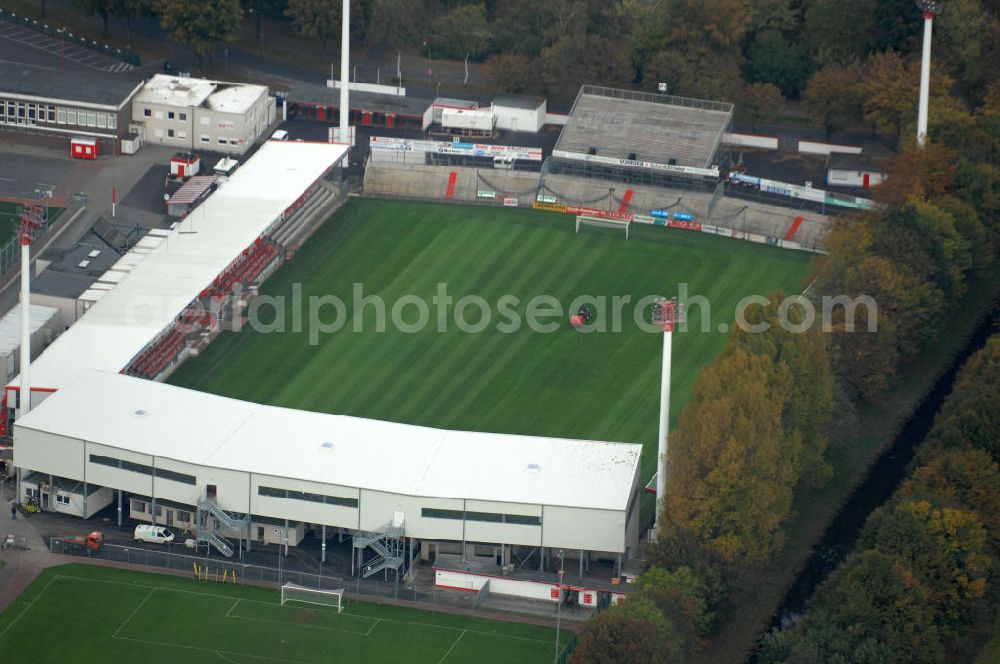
[215,651,241,664]
[438,629,467,663]
[112,634,311,664]
[0,576,58,641]
[111,588,157,639]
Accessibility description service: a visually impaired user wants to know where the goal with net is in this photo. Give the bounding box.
[575,215,631,240]
[280,582,346,613]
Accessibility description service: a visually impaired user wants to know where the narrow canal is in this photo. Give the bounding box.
[761,302,999,646]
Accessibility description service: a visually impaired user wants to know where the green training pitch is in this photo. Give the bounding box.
[169,199,811,484]
[0,564,564,663]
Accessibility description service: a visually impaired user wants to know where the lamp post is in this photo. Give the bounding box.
[915,1,942,147]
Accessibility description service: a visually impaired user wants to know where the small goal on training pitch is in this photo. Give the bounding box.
[280,582,346,613]
[575,215,631,240]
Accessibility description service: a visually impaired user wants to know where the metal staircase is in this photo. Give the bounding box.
[353,518,406,581]
[196,497,250,558]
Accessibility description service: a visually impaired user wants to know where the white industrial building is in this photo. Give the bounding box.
[8,139,642,580]
[492,95,547,133]
[826,152,889,189]
[15,370,642,568]
[132,74,275,155]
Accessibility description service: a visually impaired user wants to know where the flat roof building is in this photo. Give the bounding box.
[132,74,275,155]
[0,61,143,153]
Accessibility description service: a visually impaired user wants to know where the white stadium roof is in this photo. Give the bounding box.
[0,304,59,356]
[17,370,642,511]
[12,140,347,391]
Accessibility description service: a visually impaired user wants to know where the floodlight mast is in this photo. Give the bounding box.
[653,297,684,537]
[338,0,350,143]
[17,205,44,417]
[916,0,941,147]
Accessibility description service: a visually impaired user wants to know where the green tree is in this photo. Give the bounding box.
[75,0,112,38]
[743,30,813,97]
[285,0,340,51]
[571,597,684,664]
[491,0,550,56]
[802,60,866,138]
[634,565,714,648]
[244,0,286,44]
[668,0,749,55]
[483,53,534,94]
[860,500,992,626]
[541,35,630,101]
[760,551,944,663]
[112,0,153,48]
[870,0,922,54]
[936,0,994,98]
[863,51,965,141]
[366,0,425,49]
[431,3,492,61]
[727,292,834,486]
[161,0,242,69]
[645,49,743,101]
[929,336,1000,463]
[867,200,971,300]
[746,0,797,34]
[664,349,798,563]
[901,447,1000,553]
[804,0,875,66]
[815,218,948,400]
[737,82,783,131]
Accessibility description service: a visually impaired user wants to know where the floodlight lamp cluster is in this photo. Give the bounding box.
[916,0,941,17]
[16,204,45,245]
[652,297,686,332]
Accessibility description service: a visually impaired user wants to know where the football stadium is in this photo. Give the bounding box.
[1,80,819,662]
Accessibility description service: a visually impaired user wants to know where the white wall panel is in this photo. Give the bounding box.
[14,428,85,480]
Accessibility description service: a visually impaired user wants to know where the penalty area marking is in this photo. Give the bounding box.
[38,574,553,647]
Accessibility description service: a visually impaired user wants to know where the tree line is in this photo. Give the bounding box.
[569,60,1000,664]
[67,1,1000,135]
[759,331,1000,662]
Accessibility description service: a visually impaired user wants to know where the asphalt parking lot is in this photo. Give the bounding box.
[0,18,136,73]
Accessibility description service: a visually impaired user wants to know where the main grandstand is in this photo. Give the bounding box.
[549,85,733,191]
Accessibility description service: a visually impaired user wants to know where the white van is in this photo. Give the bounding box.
[271,129,289,141]
[134,524,175,545]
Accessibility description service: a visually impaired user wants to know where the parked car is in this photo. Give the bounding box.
[134,524,175,545]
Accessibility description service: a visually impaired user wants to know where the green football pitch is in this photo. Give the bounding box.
[0,564,565,663]
[169,199,811,484]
